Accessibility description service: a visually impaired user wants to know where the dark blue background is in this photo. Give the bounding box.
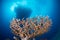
[0,0,60,40]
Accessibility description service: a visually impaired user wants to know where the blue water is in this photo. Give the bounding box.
[0,0,60,40]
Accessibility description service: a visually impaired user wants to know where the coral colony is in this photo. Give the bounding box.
[10,16,52,40]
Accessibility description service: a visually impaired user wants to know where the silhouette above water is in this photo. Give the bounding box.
[14,5,32,20]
